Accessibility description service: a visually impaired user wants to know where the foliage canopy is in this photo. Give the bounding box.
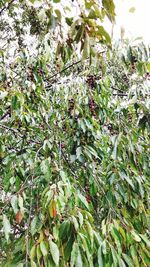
[0,0,150,267]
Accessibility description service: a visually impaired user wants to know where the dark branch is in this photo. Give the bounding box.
[0,123,23,137]
[49,59,82,79]
[0,110,11,121]
[111,86,125,93]
[45,51,106,88]
[0,0,15,16]
[0,124,41,148]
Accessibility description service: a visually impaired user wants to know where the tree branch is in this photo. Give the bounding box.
[0,123,23,137]
[45,59,83,88]
[25,175,33,267]
[0,0,15,16]
[0,110,11,121]
[45,51,106,88]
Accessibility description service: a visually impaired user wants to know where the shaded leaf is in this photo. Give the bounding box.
[49,240,59,266]
[3,214,11,241]
[40,241,48,257]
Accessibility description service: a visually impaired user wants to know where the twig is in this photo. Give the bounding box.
[111,93,128,96]
[111,86,125,93]
[25,176,33,267]
[0,175,31,215]
[0,0,15,16]
[0,123,23,137]
[111,86,150,96]
[0,123,41,145]
[45,52,105,88]
[45,59,82,88]
[35,146,43,161]
[111,92,150,97]
[0,111,10,121]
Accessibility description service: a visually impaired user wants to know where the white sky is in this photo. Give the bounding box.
[112,0,150,43]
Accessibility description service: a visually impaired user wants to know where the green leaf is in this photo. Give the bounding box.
[119,259,126,267]
[102,0,116,21]
[65,17,73,26]
[122,253,134,267]
[11,95,18,111]
[64,236,74,261]
[71,216,79,231]
[0,91,8,99]
[78,233,90,256]
[59,220,71,240]
[112,133,122,159]
[146,62,150,72]
[74,25,84,43]
[53,225,59,241]
[82,210,93,223]
[49,240,59,266]
[76,248,83,267]
[111,246,118,267]
[120,171,135,189]
[88,10,98,19]
[40,241,48,257]
[82,34,90,59]
[44,190,53,207]
[140,234,150,247]
[55,9,61,21]
[36,244,42,264]
[3,214,11,241]
[60,170,67,182]
[86,221,93,248]
[76,146,82,159]
[30,245,36,260]
[71,242,79,267]
[78,211,83,227]
[129,7,136,13]
[97,26,111,44]
[31,216,38,236]
[84,145,99,159]
[101,240,107,255]
[11,195,18,214]
[131,231,141,242]
[18,195,24,211]
[70,154,76,163]
[31,261,37,267]
[130,245,139,267]
[78,193,89,210]
[111,227,122,254]
[85,0,95,9]
[40,159,51,175]
[98,246,103,266]
[17,264,24,267]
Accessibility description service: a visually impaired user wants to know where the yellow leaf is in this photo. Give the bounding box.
[49,200,57,218]
[30,245,36,260]
[38,230,44,243]
[129,7,136,13]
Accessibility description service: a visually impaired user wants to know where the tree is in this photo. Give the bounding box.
[0,1,150,266]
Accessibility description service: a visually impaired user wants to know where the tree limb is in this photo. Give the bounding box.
[45,59,83,89]
[0,110,11,121]
[0,0,15,16]
[0,123,23,137]
[45,52,106,88]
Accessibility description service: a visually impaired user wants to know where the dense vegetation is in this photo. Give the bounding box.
[0,0,150,266]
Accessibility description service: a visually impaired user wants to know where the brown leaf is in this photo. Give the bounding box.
[15,211,23,224]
